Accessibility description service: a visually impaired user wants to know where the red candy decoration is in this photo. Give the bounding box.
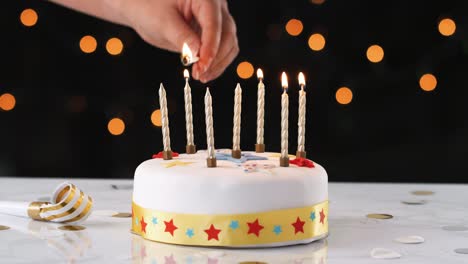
[152,151,179,159]
[290,158,315,168]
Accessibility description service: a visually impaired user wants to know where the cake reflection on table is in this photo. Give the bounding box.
[131,234,328,264]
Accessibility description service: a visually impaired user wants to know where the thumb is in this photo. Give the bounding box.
[163,11,201,57]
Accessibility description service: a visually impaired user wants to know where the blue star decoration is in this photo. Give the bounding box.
[186,228,195,238]
[229,220,239,230]
[152,216,158,225]
[216,152,267,164]
[309,211,316,221]
[273,225,282,235]
[135,217,139,226]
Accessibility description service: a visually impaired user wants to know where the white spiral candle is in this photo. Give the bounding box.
[159,83,171,152]
[183,70,194,146]
[297,86,306,153]
[232,83,242,151]
[205,88,215,159]
[281,91,289,158]
[256,69,265,145]
[281,72,289,160]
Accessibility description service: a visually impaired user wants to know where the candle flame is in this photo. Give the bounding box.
[281,72,288,90]
[182,43,193,59]
[298,72,305,87]
[257,68,264,80]
[183,69,190,79]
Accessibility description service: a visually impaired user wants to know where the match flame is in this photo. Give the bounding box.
[183,69,190,79]
[182,43,193,60]
[281,72,288,90]
[298,72,305,87]
[257,68,264,80]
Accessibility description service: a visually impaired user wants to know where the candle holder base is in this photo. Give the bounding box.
[280,157,290,167]
[206,157,217,168]
[232,149,242,159]
[296,150,306,159]
[162,151,173,160]
[186,145,196,154]
[255,144,265,153]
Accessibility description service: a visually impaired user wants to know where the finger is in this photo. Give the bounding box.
[200,42,239,83]
[199,10,238,82]
[193,0,222,74]
[163,9,201,54]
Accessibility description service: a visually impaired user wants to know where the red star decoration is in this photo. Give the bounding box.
[152,151,179,159]
[292,217,306,234]
[140,216,147,233]
[164,219,178,236]
[207,258,219,264]
[320,209,326,224]
[204,224,221,241]
[164,254,176,264]
[290,158,315,168]
[247,218,264,237]
[140,245,146,259]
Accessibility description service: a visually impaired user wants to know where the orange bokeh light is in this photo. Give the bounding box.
[336,87,353,105]
[310,0,326,5]
[106,38,124,55]
[20,9,38,27]
[285,19,303,36]
[0,93,16,111]
[79,35,97,53]
[308,33,326,51]
[236,61,254,79]
[151,109,162,127]
[366,45,384,63]
[419,73,437,91]
[108,118,125,136]
[438,18,456,37]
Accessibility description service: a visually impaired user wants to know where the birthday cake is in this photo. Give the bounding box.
[132,149,328,247]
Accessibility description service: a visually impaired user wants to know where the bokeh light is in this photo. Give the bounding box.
[308,33,326,51]
[151,109,162,127]
[438,18,456,37]
[310,0,326,5]
[419,73,437,91]
[79,35,97,53]
[20,9,38,27]
[336,87,353,105]
[285,19,303,36]
[236,61,254,79]
[0,93,16,111]
[108,118,125,136]
[366,45,384,63]
[106,38,124,55]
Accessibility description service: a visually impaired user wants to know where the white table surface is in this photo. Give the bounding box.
[1,177,468,264]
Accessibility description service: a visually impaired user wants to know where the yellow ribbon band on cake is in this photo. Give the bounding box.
[132,200,328,246]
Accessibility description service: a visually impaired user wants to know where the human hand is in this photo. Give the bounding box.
[121,0,239,83]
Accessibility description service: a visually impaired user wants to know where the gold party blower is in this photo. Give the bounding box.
[0,182,93,224]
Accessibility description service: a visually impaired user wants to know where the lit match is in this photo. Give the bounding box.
[181,43,200,66]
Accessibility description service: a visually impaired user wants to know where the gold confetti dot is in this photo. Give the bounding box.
[0,225,11,231]
[58,225,86,231]
[411,190,434,196]
[366,213,393,219]
[112,212,132,218]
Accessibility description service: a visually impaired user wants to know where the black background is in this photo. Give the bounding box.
[1,0,467,182]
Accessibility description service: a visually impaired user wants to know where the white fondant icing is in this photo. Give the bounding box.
[133,151,328,215]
